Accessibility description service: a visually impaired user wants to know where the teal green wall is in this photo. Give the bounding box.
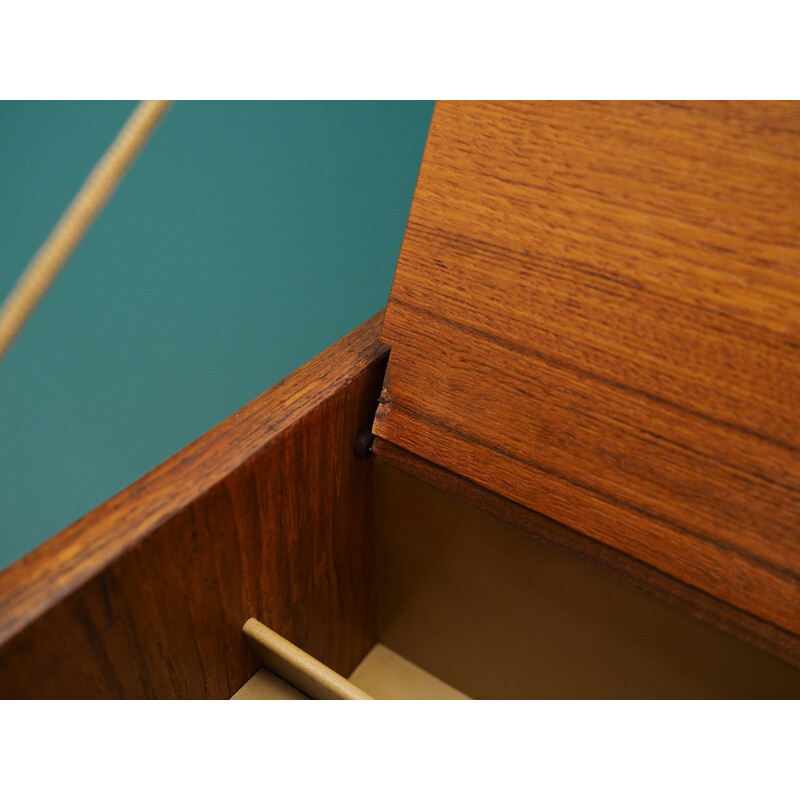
[0,101,433,570]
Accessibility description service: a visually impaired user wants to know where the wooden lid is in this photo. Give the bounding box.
[374,101,800,637]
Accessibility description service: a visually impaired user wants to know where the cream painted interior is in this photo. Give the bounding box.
[373,462,800,699]
[349,644,469,699]
[232,668,308,700]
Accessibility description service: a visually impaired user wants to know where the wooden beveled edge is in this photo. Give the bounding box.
[372,436,800,671]
[0,311,389,649]
[242,618,373,700]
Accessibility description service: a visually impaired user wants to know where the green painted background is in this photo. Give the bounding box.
[0,101,433,570]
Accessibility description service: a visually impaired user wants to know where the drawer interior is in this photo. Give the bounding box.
[233,461,800,700]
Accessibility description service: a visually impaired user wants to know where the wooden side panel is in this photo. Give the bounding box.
[374,102,800,638]
[0,313,387,698]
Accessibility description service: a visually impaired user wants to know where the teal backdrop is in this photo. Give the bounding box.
[0,101,433,570]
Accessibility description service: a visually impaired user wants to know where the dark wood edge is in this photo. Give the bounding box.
[373,436,800,670]
[0,311,388,649]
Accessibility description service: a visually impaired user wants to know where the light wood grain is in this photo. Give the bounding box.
[0,312,387,698]
[373,102,800,639]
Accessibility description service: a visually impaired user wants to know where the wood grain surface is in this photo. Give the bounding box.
[374,437,800,668]
[0,312,387,698]
[373,102,800,638]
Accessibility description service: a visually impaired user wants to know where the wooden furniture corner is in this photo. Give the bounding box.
[0,312,387,699]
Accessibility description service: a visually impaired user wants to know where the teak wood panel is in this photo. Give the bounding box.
[0,313,387,698]
[374,438,800,668]
[373,102,800,638]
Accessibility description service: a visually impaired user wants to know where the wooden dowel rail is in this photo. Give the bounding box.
[242,618,373,701]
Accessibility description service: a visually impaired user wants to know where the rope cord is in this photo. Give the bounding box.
[0,100,173,363]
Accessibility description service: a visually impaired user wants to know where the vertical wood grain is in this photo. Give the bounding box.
[0,313,387,698]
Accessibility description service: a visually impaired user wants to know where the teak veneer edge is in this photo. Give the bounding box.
[373,436,800,670]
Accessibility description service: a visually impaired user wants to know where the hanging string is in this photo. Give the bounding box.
[0,100,173,364]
